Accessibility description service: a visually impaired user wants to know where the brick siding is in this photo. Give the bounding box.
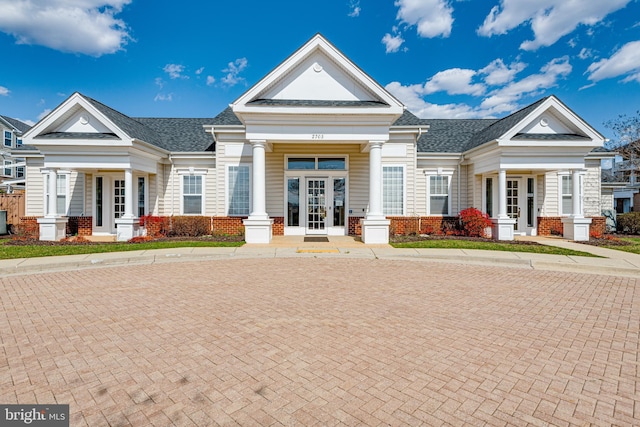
[212,217,245,236]
[272,217,284,236]
[348,216,364,236]
[538,216,607,238]
[66,216,92,236]
[19,216,39,239]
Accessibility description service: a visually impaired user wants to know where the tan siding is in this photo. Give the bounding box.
[266,150,285,216]
[542,172,559,216]
[601,188,614,212]
[216,142,252,217]
[148,173,158,216]
[205,166,216,215]
[25,159,44,216]
[68,171,84,216]
[382,141,414,215]
[84,173,92,216]
[458,165,468,213]
[584,159,601,217]
[536,174,544,217]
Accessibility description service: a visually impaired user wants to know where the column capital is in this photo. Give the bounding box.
[368,140,387,149]
[249,139,268,147]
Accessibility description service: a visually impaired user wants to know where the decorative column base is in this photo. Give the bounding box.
[561,217,592,241]
[243,218,273,244]
[360,218,391,244]
[491,217,516,241]
[37,217,69,241]
[115,217,141,242]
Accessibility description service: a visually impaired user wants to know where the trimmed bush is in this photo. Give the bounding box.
[459,207,492,238]
[617,212,640,234]
[168,216,211,237]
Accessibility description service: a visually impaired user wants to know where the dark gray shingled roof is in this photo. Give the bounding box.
[36,132,118,139]
[134,118,215,152]
[212,107,243,125]
[392,110,422,126]
[512,133,590,141]
[465,97,548,151]
[418,119,496,153]
[0,115,32,133]
[247,99,389,107]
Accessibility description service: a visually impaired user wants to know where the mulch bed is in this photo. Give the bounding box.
[389,234,544,246]
[4,234,244,246]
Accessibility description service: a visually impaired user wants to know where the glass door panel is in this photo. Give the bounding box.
[506,179,519,231]
[333,178,345,227]
[306,179,327,234]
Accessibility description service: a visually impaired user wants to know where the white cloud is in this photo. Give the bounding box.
[163,64,188,80]
[0,0,132,56]
[16,118,36,126]
[206,76,216,86]
[154,77,164,89]
[578,48,593,60]
[385,56,571,119]
[423,68,485,96]
[0,86,9,96]
[37,109,52,120]
[221,58,248,87]
[478,0,632,51]
[154,93,173,102]
[195,67,204,75]
[382,33,405,54]
[395,0,454,38]
[587,40,640,83]
[479,59,526,86]
[348,0,361,17]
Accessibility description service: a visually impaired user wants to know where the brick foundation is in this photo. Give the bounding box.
[212,216,245,236]
[415,216,459,235]
[537,217,564,236]
[19,216,39,239]
[349,216,364,236]
[66,216,92,236]
[538,216,607,238]
[272,217,284,236]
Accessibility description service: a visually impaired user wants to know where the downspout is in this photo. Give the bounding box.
[458,154,464,215]
[169,154,174,231]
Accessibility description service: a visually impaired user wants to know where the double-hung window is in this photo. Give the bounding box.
[3,131,11,147]
[3,160,12,177]
[428,175,450,215]
[228,165,250,216]
[382,166,404,215]
[182,175,203,215]
[560,174,583,216]
[45,174,67,215]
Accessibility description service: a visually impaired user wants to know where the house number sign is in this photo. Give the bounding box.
[311,134,324,140]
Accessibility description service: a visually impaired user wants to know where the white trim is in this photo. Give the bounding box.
[135,174,149,217]
[382,164,406,216]
[180,173,206,215]
[43,170,70,216]
[284,154,349,171]
[225,163,252,217]
[558,171,585,216]
[3,130,13,148]
[426,171,453,216]
[3,159,13,177]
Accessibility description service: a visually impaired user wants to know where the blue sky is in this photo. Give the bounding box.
[1,0,639,141]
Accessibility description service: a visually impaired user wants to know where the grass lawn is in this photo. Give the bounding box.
[0,239,243,260]
[599,236,640,254]
[391,238,598,257]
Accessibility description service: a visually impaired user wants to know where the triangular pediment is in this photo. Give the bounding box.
[500,96,605,144]
[232,34,404,116]
[23,93,129,143]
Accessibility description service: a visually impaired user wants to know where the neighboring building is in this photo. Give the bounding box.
[0,115,30,192]
[20,34,612,243]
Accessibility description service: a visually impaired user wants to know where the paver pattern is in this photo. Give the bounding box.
[1,258,639,426]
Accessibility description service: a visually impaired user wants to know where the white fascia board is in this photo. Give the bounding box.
[232,35,404,110]
[417,152,462,161]
[233,105,404,118]
[586,151,615,159]
[169,152,216,160]
[497,139,602,148]
[501,96,606,143]
[131,138,169,156]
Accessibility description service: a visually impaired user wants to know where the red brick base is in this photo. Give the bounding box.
[19,217,39,239]
[348,216,364,236]
[272,217,284,236]
[211,217,245,236]
[537,216,607,238]
[67,216,92,236]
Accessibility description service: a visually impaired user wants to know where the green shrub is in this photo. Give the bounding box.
[617,212,640,234]
[169,216,211,237]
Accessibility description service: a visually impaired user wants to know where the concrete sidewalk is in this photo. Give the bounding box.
[2,235,640,277]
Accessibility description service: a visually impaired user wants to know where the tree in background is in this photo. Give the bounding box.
[605,110,640,183]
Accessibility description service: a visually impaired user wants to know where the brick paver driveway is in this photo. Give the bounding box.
[1,258,638,426]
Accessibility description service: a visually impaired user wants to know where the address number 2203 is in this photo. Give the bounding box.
[311,134,324,140]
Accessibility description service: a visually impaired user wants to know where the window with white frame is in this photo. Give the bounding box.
[383,165,404,215]
[182,175,203,215]
[16,138,22,147]
[3,131,12,147]
[137,176,146,217]
[228,165,250,216]
[560,174,583,216]
[3,160,12,177]
[428,175,450,215]
[45,174,68,215]
[16,166,24,179]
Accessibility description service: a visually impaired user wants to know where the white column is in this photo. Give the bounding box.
[367,141,385,220]
[123,168,134,218]
[47,169,58,218]
[498,169,508,219]
[572,169,582,218]
[249,140,268,219]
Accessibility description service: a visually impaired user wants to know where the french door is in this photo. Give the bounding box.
[506,177,536,235]
[304,177,346,235]
[93,176,126,234]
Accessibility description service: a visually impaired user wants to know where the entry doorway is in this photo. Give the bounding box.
[506,177,537,235]
[305,177,346,234]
